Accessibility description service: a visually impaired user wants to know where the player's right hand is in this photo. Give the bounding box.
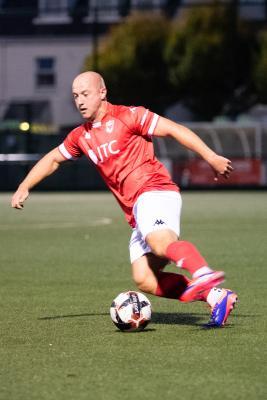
[11,187,29,209]
[207,154,234,181]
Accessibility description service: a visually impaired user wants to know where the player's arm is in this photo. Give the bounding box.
[154,116,233,180]
[11,147,66,209]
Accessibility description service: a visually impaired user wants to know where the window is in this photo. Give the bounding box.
[239,0,266,21]
[131,0,165,9]
[36,57,56,87]
[85,0,120,23]
[34,0,73,24]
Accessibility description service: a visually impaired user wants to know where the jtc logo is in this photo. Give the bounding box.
[88,140,120,164]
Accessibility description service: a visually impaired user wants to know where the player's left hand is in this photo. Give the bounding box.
[208,154,234,181]
[11,186,29,209]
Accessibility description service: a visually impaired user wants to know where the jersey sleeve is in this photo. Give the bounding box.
[58,127,83,159]
[127,106,159,137]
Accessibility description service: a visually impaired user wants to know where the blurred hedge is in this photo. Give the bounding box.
[83,5,266,120]
[84,12,173,114]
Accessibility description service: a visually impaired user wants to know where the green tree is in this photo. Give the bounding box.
[165,2,254,119]
[83,12,173,113]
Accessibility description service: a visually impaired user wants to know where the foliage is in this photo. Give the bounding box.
[165,3,254,119]
[84,12,173,113]
[83,4,257,119]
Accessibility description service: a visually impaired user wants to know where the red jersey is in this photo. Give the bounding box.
[59,102,179,227]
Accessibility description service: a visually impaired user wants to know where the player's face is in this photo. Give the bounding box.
[72,77,106,121]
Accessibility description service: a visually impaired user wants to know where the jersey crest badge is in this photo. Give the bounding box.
[106,120,114,133]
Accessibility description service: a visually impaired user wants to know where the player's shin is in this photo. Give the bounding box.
[165,240,212,277]
[164,241,225,302]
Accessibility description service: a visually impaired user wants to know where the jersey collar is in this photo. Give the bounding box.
[84,102,113,130]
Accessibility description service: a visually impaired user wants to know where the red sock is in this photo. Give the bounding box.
[165,241,208,276]
[155,272,190,301]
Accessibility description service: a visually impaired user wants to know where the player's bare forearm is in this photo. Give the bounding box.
[11,147,66,209]
[155,117,216,160]
[154,117,233,180]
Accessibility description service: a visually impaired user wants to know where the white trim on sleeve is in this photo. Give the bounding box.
[148,114,159,135]
[58,143,73,160]
[140,109,149,126]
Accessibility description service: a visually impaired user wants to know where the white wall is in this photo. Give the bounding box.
[0,36,93,127]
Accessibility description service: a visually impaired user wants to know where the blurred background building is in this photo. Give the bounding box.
[0,0,267,190]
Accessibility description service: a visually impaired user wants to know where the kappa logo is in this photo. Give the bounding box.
[130,107,136,113]
[154,219,165,226]
[106,120,114,133]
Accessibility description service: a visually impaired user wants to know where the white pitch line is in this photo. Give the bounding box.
[0,217,112,230]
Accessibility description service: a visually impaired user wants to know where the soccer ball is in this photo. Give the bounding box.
[110,291,152,332]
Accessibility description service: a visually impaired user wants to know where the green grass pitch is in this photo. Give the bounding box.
[0,191,266,400]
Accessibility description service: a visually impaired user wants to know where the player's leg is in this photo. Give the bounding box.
[129,227,190,299]
[131,252,190,299]
[131,252,237,327]
[129,230,237,326]
[146,229,225,302]
[134,191,225,301]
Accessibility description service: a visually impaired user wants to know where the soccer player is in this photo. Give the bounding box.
[11,71,237,327]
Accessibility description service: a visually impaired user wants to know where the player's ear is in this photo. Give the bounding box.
[100,87,107,100]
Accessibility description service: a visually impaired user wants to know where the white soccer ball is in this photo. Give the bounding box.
[110,291,152,332]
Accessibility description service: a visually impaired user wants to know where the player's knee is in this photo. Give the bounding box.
[133,273,154,294]
[146,229,178,257]
[136,280,153,294]
[133,273,147,290]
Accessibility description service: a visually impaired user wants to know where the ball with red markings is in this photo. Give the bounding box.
[110,291,152,332]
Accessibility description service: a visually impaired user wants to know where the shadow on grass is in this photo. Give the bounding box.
[38,312,109,320]
[39,311,203,326]
[114,328,156,334]
[153,312,240,330]
[152,312,203,326]
[38,311,243,329]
